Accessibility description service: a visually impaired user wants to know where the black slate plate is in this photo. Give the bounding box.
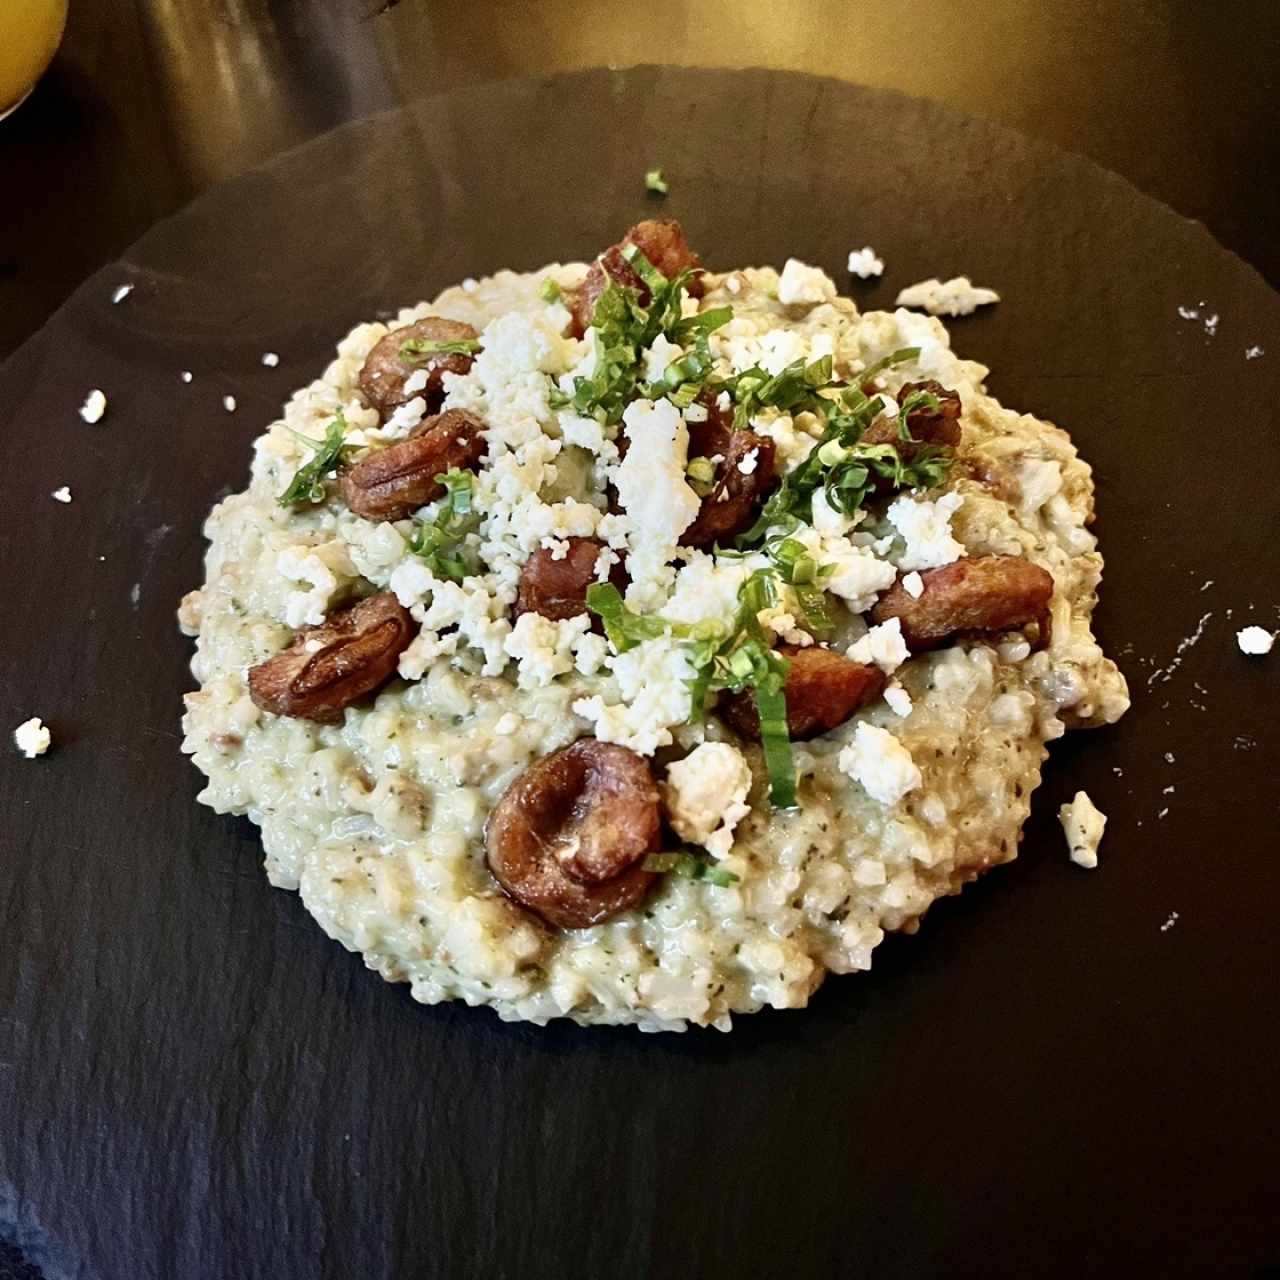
[2,67,1278,1280]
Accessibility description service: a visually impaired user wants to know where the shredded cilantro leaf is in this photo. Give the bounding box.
[278,411,354,506]
[399,337,481,362]
[643,852,739,886]
[407,469,479,581]
[644,168,670,195]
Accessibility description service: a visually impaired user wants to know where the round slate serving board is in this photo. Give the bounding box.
[1,67,1278,1280]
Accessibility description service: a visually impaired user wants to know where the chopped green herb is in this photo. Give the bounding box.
[686,455,717,495]
[407,468,479,581]
[643,852,739,886]
[278,411,354,506]
[538,278,562,304]
[399,337,482,362]
[644,168,670,195]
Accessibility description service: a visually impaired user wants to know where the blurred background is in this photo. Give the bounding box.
[0,0,1276,360]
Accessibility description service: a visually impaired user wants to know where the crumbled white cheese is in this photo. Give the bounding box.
[223,395,237,413]
[1245,345,1264,360]
[665,553,756,626]
[1059,790,1107,869]
[261,351,281,368]
[276,543,354,629]
[737,448,760,476]
[895,276,1000,317]
[1237,625,1275,656]
[886,491,965,570]
[883,682,913,718]
[816,534,898,611]
[757,607,812,647]
[181,370,193,384]
[50,486,72,504]
[503,611,591,689]
[614,398,700,610]
[777,258,837,306]
[111,283,134,304]
[838,722,921,807]
[846,247,885,279]
[662,742,753,860]
[573,635,693,755]
[79,389,107,423]
[381,395,428,439]
[846,617,909,675]
[13,717,51,758]
[643,333,684,384]
[753,412,818,473]
[901,571,924,599]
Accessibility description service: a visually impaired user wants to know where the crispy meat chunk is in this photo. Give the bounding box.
[247,593,414,723]
[568,218,706,337]
[681,431,776,548]
[340,409,486,522]
[871,555,1054,651]
[861,379,963,465]
[515,538,622,623]
[485,739,661,929]
[358,317,479,421]
[719,645,887,742]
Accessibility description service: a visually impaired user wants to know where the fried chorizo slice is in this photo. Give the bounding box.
[719,645,886,742]
[681,431,776,548]
[860,379,963,461]
[686,388,735,461]
[515,538,623,622]
[485,739,661,929]
[568,218,706,336]
[340,409,486,522]
[870,556,1054,651]
[358,317,479,421]
[248,593,414,723]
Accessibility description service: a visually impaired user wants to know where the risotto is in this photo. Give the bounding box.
[179,221,1129,1031]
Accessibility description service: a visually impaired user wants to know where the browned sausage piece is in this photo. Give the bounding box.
[681,431,777,548]
[485,739,661,929]
[515,538,609,621]
[358,317,479,421]
[870,556,1054,651]
[860,379,963,462]
[686,388,735,461]
[719,645,887,742]
[568,218,706,336]
[248,593,414,723]
[340,409,486,522]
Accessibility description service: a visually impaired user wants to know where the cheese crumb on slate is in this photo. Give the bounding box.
[13,717,52,758]
[895,276,1000,317]
[51,486,72,504]
[261,352,280,367]
[1236,625,1275,656]
[111,283,134,304]
[223,395,237,413]
[79,389,107,423]
[1245,345,1264,360]
[181,371,194,383]
[1059,790,1107,869]
[902,571,925,599]
[846,247,885,278]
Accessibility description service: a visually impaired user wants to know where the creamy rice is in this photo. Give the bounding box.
[179,260,1129,1031]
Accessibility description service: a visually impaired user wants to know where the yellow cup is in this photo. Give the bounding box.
[0,0,69,120]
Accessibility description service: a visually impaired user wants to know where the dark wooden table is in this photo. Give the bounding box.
[0,0,1276,361]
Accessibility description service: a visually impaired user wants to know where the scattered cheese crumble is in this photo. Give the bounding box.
[846,617,909,674]
[111,283,133,304]
[777,258,837,306]
[838,722,921,807]
[886,492,965,570]
[662,742,753,860]
[223,395,238,413]
[1237,625,1275,656]
[902,571,924,599]
[262,352,280,367]
[79,389,107,424]
[51,486,72,504]
[895,277,1000,317]
[846,247,885,279]
[13,717,51,758]
[1059,791,1107,869]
